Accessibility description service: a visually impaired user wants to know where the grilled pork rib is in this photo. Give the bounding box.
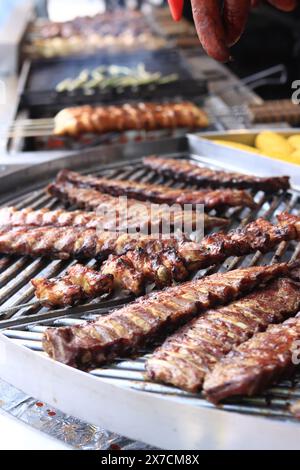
[0,226,180,260]
[54,102,209,136]
[146,277,300,392]
[32,264,113,308]
[56,169,256,210]
[47,182,228,232]
[0,205,141,231]
[143,156,290,192]
[32,215,300,305]
[42,263,291,369]
[204,315,300,403]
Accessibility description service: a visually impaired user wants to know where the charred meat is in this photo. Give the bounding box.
[47,181,228,233]
[146,276,300,392]
[32,264,113,308]
[0,226,179,260]
[54,102,209,137]
[55,169,256,210]
[204,315,300,403]
[31,215,300,304]
[42,263,291,369]
[143,156,290,192]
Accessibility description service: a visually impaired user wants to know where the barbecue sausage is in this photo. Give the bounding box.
[190,0,230,62]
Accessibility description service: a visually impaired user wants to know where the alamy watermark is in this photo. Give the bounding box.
[292,80,300,104]
[94,196,205,243]
[291,340,300,365]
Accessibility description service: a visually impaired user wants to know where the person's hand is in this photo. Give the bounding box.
[167,0,299,62]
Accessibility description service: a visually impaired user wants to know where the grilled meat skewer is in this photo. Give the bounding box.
[204,315,300,404]
[54,102,209,137]
[143,156,290,192]
[146,276,300,392]
[47,182,228,233]
[56,169,256,210]
[32,214,300,305]
[42,263,292,369]
[32,264,113,308]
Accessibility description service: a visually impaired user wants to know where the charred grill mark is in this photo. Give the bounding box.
[203,315,300,403]
[42,263,292,369]
[143,156,290,192]
[146,277,300,392]
[56,169,256,210]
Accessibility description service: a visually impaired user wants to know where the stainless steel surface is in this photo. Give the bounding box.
[0,136,300,449]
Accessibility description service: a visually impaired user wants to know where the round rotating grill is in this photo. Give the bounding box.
[0,139,300,449]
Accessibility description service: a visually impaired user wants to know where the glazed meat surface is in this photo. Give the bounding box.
[54,102,209,136]
[55,169,256,210]
[32,264,113,308]
[204,316,300,403]
[143,156,290,192]
[146,277,300,392]
[0,226,179,260]
[42,263,291,369]
[31,215,300,304]
[48,181,228,233]
[0,205,140,230]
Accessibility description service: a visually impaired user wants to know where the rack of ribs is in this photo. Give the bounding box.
[143,156,290,192]
[42,263,292,369]
[0,226,181,260]
[32,264,113,307]
[31,214,300,305]
[55,169,256,210]
[146,276,300,392]
[203,315,300,403]
[47,181,228,233]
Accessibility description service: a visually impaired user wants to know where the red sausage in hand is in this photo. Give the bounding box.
[190,0,230,62]
[223,0,251,46]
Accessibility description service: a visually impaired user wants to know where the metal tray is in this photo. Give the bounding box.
[0,135,300,450]
[193,129,300,189]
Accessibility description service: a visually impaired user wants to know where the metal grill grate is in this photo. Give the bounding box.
[1,151,300,427]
